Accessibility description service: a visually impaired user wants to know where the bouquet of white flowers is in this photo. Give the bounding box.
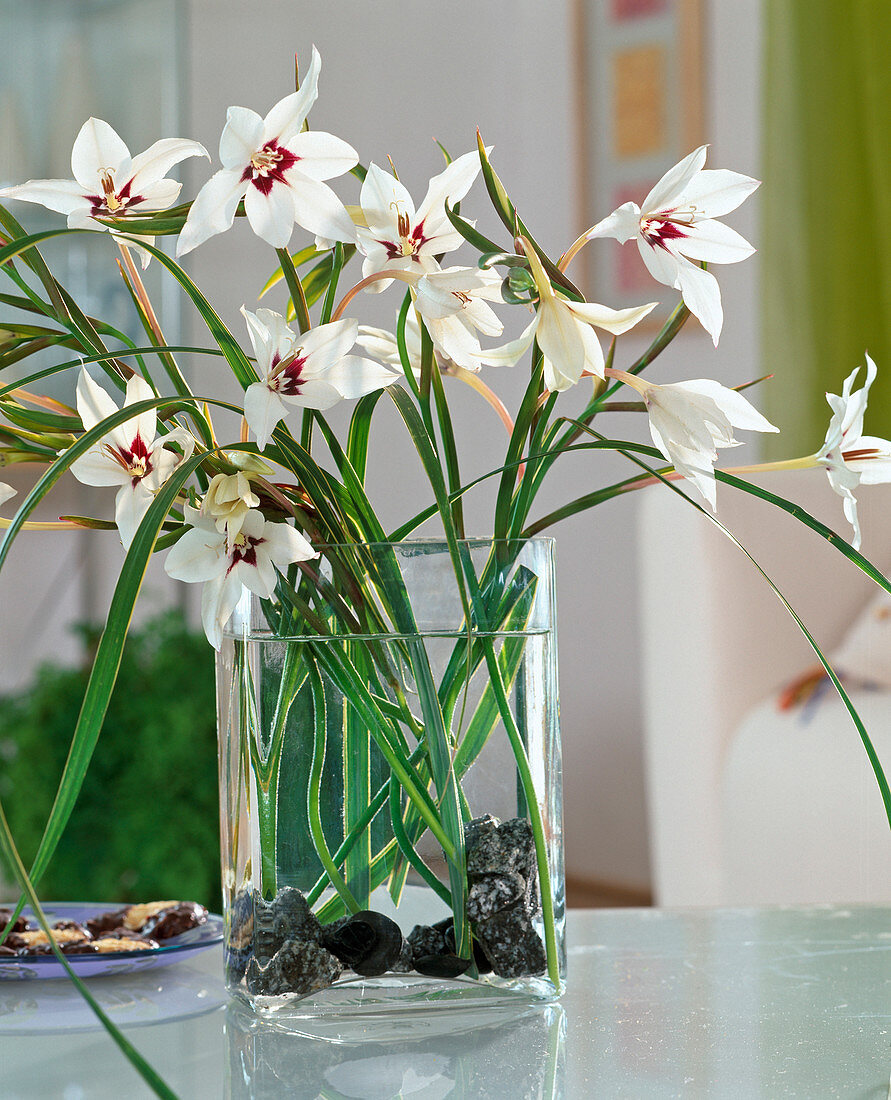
[1,45,889,1084]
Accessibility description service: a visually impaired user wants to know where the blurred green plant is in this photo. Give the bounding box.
[0,611,220,909]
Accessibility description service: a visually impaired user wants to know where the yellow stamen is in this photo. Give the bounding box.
[251,147,282,174]
[100,170,122,212]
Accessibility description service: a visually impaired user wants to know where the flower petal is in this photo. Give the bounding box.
[359,162,415,233]
[415,149,484,232]
[299,317,359,365]
[219,106,264,169]
[319,355,400,398]
[287,176,356,243]
[263,46,322,145]
[643,146,708,213]
[671,219,755,265]
[673,256,724,345]
[244,381,291,450]
[536,299,586,388]
[666,378,779,434]
[76,368,119,432]
[567,299,657,335]
[164,524,227,582]
[201,572,243,650]
[71,118,130,189]
[261,519,318,565]
[123,373,157,446]
[129,178,182,211]
[675,168,760,219]
[127,137,209,192]
[114,482,154,549]
[476,317,538,367]
[286,131,358,182]
[176,169,247,256]
[244,179,297,248]
[584,201,641,244]
[0,179,91,217]
[637,234,682,288]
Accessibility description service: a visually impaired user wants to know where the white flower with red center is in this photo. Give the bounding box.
[0,118,207,266]
[176,47,357,256]
[582,146,759,345]
[354,151,485,288]
[477,238,657,392]
[69,370,195,548]
[241,307,400,450]
[164,504,318,649]
[608,367,779,511]
[412,266,504,370]
[814,355,891,549]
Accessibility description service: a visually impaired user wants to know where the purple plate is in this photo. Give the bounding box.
[0,902,223,981]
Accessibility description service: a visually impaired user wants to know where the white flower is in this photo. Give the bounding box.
[814,355,891,549]
[69,369,195,548]
[413,266,503,370]
[177,47,357,256]
[203,472,261,539]
[164,505,318,649]
[478,238,657,392]
[612,369,779,510]
[0,483,15,507]
[0,118,207,267]
[354,151,484,288]
[241,308,400,450]
[584,146,759,345]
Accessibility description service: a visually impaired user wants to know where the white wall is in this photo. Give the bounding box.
[1,0,764,893]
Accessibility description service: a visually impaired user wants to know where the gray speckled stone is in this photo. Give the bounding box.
[464,815,546,979]
[473,908,546,979]
[466,872,526,922]
[245,938,342,996]
[252,888,321,967]
[406,923,449,964]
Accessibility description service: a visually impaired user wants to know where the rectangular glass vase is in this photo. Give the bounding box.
[216,539,565,1022]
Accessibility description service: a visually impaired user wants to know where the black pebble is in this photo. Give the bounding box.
[321,910,404,977]
[413,953,472,978]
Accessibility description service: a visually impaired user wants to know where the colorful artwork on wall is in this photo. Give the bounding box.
[575,0,703,322]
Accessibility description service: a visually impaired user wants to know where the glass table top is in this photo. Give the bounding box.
[0,905,888,1098]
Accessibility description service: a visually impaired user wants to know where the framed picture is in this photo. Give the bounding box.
[573,0,705,322]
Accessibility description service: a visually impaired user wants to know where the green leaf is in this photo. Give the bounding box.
[474,136,584,301]
[444,199,503,257]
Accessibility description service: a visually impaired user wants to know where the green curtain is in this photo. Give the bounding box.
[762,0,891,458]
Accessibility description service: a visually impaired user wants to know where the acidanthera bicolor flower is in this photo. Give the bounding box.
[241,307,400,450]
[0,118,207,266]
[412,266,504,369]
[579,146,759,346]
[813,355,891,549]
[478,238,657,392]
[164,504,317,649]
[177,47,357,256]
[354,151,484,287]
[203,471,261,539]
[607,367,779,510]
[69,370,195,548]
[0,483,14,507]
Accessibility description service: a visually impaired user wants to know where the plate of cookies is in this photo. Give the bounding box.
[0,901,223,980]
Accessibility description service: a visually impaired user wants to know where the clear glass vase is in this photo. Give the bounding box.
[216,538,565,1022]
